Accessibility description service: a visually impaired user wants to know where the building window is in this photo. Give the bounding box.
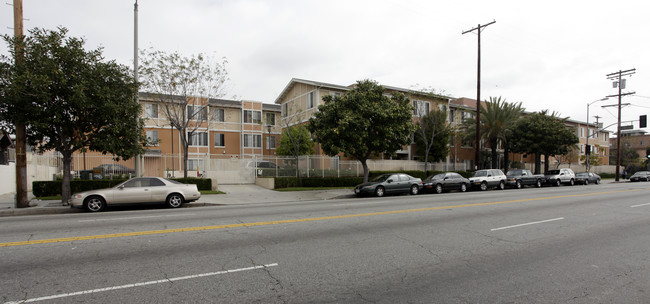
[187,105,207,121]
[244,110,262,124]
[146,130,159,146]
[282,103,288,117]
[413,100,429,116]
[214,133,225,147]
[307,92,315,109]
[265,113,276,126]
[187,159,204,172]
[243,134,262,148]
[580,144,585,153]
[213,108,225,122]
[267,135,276,149]
[461,111,473,122]
[449,109,456,123]
[439,104,447,111]
[145,103,158,118]
[188,132,208,146]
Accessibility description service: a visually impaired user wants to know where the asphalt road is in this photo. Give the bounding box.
[1,182,650,303]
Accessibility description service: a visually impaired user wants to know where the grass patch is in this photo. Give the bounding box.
[200,190,225,195]
[275,187,353,192]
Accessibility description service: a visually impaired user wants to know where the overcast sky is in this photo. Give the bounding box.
[2,0,649,134]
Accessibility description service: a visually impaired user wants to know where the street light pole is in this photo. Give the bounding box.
[586,97,607,171]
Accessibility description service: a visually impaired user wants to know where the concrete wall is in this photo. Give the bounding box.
[0,163,16,195]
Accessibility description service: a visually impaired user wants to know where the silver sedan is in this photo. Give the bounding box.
[71,177,201,212]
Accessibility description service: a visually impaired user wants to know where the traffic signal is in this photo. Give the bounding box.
[585,144,591,155]
[641,115,647,128]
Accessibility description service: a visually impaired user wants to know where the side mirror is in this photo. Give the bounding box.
[387,179,393,183]
[118,185,125,190]
[488,174,492,177]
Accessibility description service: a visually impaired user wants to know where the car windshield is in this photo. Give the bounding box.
[546,170,560,175]
[473,171,487,177]
[506,170,521,175]
[165,178,181,184]
[632,172,647,176]
[371,174,391,182]
[576,173,588,177]
[427,174,446,180]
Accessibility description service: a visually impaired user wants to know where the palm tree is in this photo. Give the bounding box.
[462,97,524,171]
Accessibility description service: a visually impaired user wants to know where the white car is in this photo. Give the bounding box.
[469,169,507,191]
[71,177,201,212]
[544,168,576,186]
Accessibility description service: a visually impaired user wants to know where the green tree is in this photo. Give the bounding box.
[276,125,314,182]
[462,97,524,172]
[510,111,579,174]
[138,48,229,178]
[414,109,450,173]
[308,79,417,183]
[0,27,145,204]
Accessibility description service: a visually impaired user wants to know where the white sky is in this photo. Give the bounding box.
[2,0,649,134]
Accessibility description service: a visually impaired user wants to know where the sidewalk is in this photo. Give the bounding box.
[0,185,356,217]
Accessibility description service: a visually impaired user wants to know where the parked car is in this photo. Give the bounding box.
[354,173,422,197]
[422,172,470,194]
[70,177,201,212]
[246,161,279,169]
[92,164,135,179]
[505,169,544,189]
[629,171,650,182]
[544,168,576,186]
[469,169,507,191]
[575,172,601,185]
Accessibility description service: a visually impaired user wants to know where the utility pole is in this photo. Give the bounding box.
[13,0,28,208]
[463,20,495,170]
[134,0,142,177]
[606,68,636,181]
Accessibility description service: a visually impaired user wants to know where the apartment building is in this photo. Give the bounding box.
[138,93,281,174]
[274,78,451,161]
[609,130,649,161]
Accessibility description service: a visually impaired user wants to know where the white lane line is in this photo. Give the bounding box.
[491,217,565,231]
[630,202,650,208]
[78,213,196,222]
[3,263,278,304]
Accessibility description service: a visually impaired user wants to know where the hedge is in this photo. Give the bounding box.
[32,178,212,197]
[274,177,364,189]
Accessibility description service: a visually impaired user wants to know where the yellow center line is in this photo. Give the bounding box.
[0,189,640,247]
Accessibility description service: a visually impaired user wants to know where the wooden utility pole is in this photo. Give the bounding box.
[463,20,495,170]
[606,68,636,182]
[13,0,28,208]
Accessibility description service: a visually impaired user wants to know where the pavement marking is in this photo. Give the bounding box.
[2,263,278,304]
[490,217,565,231]
[630,202,650,208]
[0,189,640,248]
[77,213,196,222]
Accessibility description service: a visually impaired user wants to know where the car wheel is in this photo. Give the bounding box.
[166,193,184,208]
[375,186,385,197]
[535,179,542,188]
[584,180,589,185]
[410,185,419,195]
[435,184,443,194]
[498,181,505,190]
[596,179,601,184]
[460,183,467,192]
[516,180,522,189]
[569,179,575,186]
[84,196,105,212]
[555,179,561,187]
[480,182,488,191]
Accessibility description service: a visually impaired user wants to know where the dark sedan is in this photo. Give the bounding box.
[575,172,601,185]
[629,171,650,182]
[354,173,422,197]
[422,172,470,194]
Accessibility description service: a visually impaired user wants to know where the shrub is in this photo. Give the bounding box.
[275,177,363,189]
